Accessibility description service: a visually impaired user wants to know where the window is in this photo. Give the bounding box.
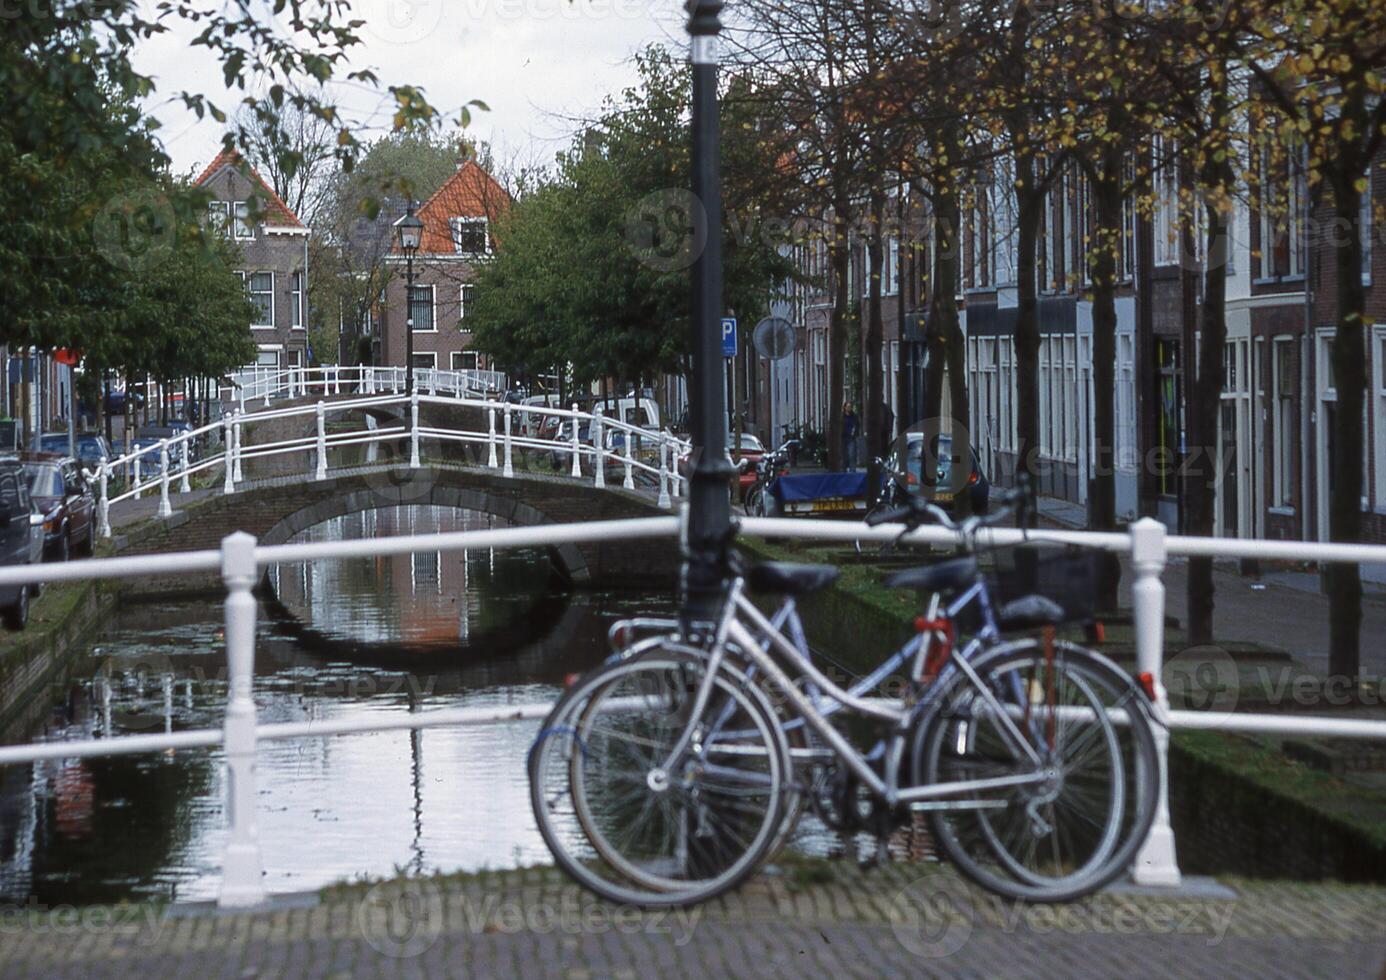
[1257,144,1306,279]
[408,285,435,331]
[207,201,230,237]
[291,271,304,329]
[885,237,900,295]
[256,348,280,369]
[459,284,474,322]
[411,352,437,369]
[451,351,479,371]
[210,201,253,239]
[1118,335,1136,469]
[1362,167,1373,285]
[246,272,274,327]
[232,201,253,239]
[1272,338,1295,508]
[450,217,488,254]
[1374,329,1386,508]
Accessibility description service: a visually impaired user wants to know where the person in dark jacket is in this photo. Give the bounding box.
[842,402,859,471]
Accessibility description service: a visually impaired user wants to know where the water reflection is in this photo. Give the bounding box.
[0,506,677,905]
[268,506,562,655]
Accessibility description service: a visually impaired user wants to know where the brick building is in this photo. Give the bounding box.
[194,149,311,373]
[380,160,511,376]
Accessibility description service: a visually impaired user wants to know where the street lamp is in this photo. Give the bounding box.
[393,203,424,393]
[682,0,733,629]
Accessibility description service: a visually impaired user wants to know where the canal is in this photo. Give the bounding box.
[0,505,677,906]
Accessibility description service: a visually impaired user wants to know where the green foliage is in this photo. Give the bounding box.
[467,48,797,386]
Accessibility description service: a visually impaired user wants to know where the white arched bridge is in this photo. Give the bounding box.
[96,367,691,554]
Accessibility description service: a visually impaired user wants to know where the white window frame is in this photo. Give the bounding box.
[290,271,304,330]
[244,271,274,329]
[449,217,489,255]
[232,201,254,240]
[207,201,230,237]
[410,351,437,370]
[408,284,437,333]
[459,283,474,323]
[451,350,479,371]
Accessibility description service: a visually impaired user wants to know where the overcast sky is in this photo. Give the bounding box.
[137,0,686,180]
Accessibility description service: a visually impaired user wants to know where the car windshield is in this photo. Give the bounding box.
[24,465,62,498]
[729,434,763,453]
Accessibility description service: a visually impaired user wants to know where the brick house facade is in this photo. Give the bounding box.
[380,160,511,375]
[194,150,311,372]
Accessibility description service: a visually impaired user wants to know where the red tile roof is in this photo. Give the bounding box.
[193,148,305,229]
[399,160,511,255]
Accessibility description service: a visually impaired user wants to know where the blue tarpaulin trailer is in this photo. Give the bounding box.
[768,472,870,516]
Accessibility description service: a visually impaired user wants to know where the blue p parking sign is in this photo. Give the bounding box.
[721,317,737,358]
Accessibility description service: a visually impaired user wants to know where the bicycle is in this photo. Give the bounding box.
[742,439,797,517]
[529,487,1160,907]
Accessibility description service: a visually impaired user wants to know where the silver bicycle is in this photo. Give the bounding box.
[530,489,1160,907]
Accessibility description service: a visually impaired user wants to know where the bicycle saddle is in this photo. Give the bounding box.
[747,562,840,596]
[996,594,1066,631]
[883,556,979,594]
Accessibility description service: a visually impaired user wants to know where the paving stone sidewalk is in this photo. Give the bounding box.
[2,861,1383,979]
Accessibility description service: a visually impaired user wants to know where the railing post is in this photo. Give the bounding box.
[409,388,421,468]
[179,439,191,494]
[593,417,605,488]
[487,406,499,468]
[222,413,236,494]
[1130,517,1182,887]
[262,375,271,408]
[98,459,112,538]
[366,366,376,395]
[570,403,582,478]
[217,531,265,908]
[232,409,244,484]
[623,427,635,489]
[158,439,172,518]
[657,439,671,509]
[315,401,328,480]
[502,404,514,479]
[334,367,342,396]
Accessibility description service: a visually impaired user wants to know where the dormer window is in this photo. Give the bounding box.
[450,217,488,254]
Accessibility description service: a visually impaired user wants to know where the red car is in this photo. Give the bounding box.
[678,433,766,500]
[21,453,96,560]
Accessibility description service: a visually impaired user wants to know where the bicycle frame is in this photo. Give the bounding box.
[652,578,1049,809]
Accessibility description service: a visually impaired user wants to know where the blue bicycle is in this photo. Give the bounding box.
[530,487,1160,906]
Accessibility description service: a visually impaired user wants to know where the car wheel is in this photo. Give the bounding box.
[4,586,29,631]
[55,533,70,563]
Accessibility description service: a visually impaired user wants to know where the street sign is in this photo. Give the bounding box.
[721,317,737,358]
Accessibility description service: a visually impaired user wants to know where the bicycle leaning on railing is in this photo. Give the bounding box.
[529,484,1161,907]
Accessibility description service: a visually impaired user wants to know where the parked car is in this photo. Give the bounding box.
[592,395,660,431]
[548,418,592,470]
[37,433,112,472]
[135,424,197,463]
[600,427,663,485]
[880,432,989,517]
[0,457,39,629]
[677,432,766,500]
[21,453,95,560]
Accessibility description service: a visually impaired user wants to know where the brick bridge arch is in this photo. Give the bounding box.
[120,465,678,590]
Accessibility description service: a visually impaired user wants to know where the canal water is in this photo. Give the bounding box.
[0,505,678,906]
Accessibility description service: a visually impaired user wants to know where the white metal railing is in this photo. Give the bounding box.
[88,389,693,536]
[0,511,1383,907]
[219,365,509,409]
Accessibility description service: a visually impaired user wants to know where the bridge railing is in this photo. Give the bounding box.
[218,365,508,409]
[90,390,694,537]
[0,512,1384,906]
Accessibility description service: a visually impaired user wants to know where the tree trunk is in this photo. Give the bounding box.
[1089,154,1123,611]
[1185,193,1231,647]
[827,203,851,470]
[1013,148,1042,494]
[1327,170,1366,683]
[864,189,886,490]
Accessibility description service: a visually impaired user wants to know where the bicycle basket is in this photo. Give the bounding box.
[985,544,1100,627]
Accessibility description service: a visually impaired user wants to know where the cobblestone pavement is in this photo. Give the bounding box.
[2,861,1383,979]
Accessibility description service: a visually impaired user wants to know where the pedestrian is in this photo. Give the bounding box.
[841,402,859,471]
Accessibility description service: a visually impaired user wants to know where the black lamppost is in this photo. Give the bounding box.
[682,0,734,628]
[393,203,424,393]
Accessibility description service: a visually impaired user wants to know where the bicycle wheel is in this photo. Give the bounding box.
[529,646,789,906]
[911,640,1158,903]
